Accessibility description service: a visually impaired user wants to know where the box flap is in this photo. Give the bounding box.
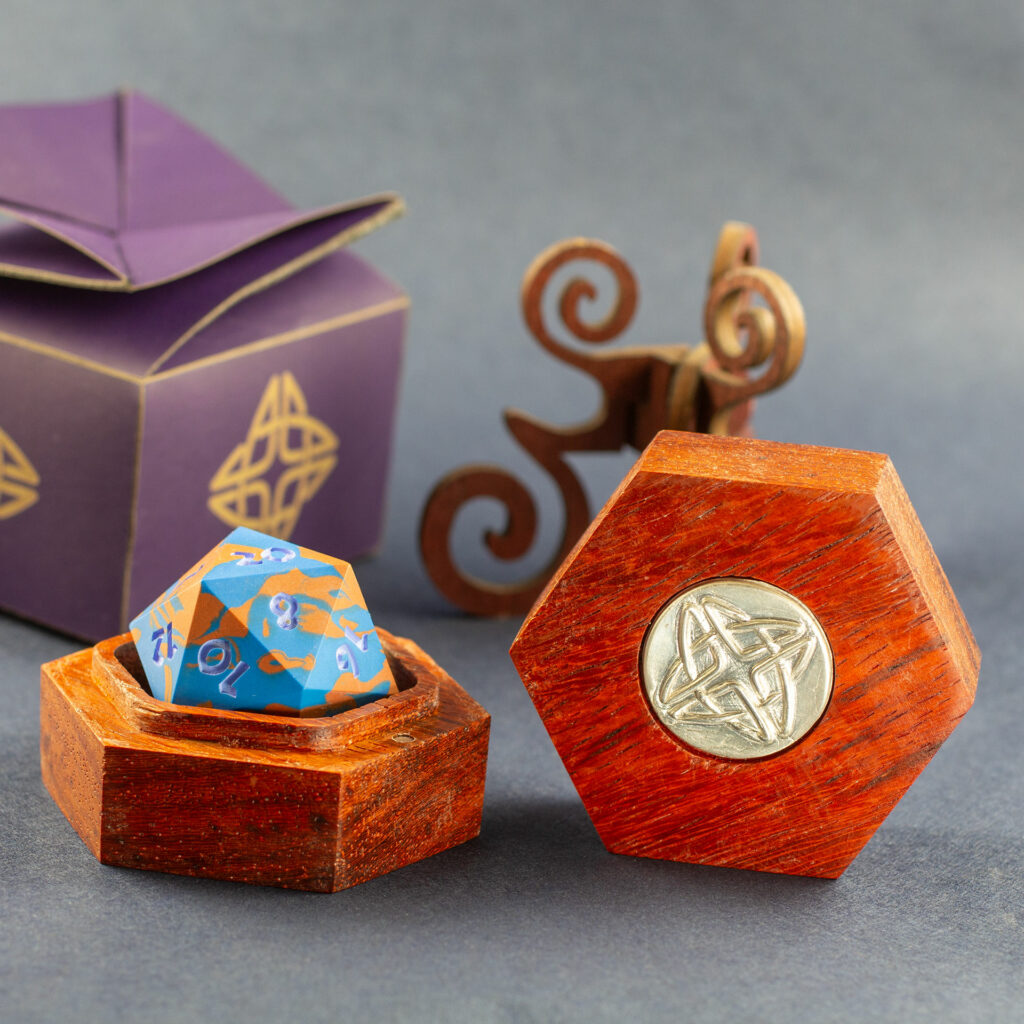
[0,91,402,291]
[153,249,406,376]
[0,214,406,378]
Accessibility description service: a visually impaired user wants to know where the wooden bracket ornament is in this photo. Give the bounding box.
[509,431,980,878]
[419,222,806,617]
[40,629,489,892]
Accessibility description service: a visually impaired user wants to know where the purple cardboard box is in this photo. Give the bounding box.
[0,92,406,640]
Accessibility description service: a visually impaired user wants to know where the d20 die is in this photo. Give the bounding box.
[130,527,396,716]
[510,431,980,878]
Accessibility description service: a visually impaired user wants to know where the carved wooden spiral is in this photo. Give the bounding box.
[701,265,806,434]
[418,223,805,617]
[521,238,638,363]
[420,240,637,616]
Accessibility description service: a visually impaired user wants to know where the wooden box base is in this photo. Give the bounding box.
[40,629,489,892]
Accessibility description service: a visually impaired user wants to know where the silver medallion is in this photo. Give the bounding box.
[640,578,834,759]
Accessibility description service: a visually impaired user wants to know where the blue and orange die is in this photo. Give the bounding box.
[129,527,397,716]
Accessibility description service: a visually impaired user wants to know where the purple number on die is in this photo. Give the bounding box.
[335,627,371,679]
[233,546,296,567]
[150,624,178,665]
[198,638,250,698]
[269,592,298,630]
[264,547,295,563]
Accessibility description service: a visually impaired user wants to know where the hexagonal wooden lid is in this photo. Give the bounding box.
[510,430,980,878]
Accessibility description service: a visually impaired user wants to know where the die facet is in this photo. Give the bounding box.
[129,527,397,716]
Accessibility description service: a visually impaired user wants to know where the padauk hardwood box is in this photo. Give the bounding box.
[511,431,980,878]
[41,629,489,891]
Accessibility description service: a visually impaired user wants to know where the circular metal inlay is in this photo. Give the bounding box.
[640,578,834,760]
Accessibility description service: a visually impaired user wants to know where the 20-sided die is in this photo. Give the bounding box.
[130,527,396,716]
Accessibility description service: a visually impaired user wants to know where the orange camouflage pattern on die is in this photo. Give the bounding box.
[130,528,396,715]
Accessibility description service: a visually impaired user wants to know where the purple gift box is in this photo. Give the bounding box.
[0,91,406,640]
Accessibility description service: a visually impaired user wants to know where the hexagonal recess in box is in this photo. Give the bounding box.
[510,430,980,879]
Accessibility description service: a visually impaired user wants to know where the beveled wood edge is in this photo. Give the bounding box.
[641,430,890,493]
[513,430,892,653]
[89,627,441,752]
[873,459,981,691]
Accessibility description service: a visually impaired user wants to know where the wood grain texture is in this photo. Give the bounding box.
[510,430,979,878]
[41,628,489,892]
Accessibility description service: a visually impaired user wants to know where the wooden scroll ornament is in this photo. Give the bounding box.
[420,222,807,616]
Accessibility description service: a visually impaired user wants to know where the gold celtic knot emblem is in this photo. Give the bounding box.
[0,426,40,521]
[641,579,833,759]
[207,372,338,540]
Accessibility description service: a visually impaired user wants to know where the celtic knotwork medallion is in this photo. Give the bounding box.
[641,578,833,759]
[207,372,338,540]
[0,426,40,521]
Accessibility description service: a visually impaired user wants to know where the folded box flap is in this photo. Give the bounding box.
[0,94,120,228]
[0,211,407,379]
[0,91,402,291]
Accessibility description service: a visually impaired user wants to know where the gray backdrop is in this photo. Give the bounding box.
[1,2,1021,1021]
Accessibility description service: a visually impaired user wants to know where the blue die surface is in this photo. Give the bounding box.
[129,527,397,716]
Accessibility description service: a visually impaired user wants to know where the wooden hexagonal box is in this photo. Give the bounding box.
[510,431,979,878]
[41,628,489,891]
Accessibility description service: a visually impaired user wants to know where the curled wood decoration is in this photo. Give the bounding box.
[419,222,806,617]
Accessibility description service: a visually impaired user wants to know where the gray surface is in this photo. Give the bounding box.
[1,2,1022,1021]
